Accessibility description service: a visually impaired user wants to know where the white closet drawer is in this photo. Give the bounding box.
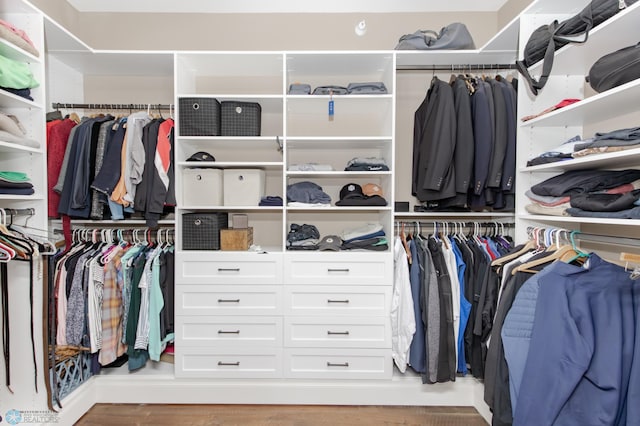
[176,285,283,316]
[176,347,283,379]
[284,316,390,348]
[284,285,390,316]
[176,252,282,285]
[176,316,283,347]
[284,252,392,285]
[284,348,392,380]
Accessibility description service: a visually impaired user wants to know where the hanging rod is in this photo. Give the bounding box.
[573,232,640,249]
[1,208,35,216]
[396,221,514,228]
[396,63,517,71]
[51,103,173,110]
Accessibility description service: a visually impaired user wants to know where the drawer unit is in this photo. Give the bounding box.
[176,285,283,316]
[284,348,392,380]
[284,316,390,348]
[177,252,282,285]
[284,285,391,316]
[176,316,283,347]
[176,347,283,379]
[284,252,392,285]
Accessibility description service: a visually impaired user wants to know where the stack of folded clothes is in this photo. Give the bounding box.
[527,127,640,166]
[526,169,640,219]
[286,181,331,207]
[287,223,320,250]
[340,222,388,251]
[0,111,39,147]
[0,54,39,101]
[344,157,389,171]
[0,19,39,58]
[259,195,283,206]
[0,171,34,195]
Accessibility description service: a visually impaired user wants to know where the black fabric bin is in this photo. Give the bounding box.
[179,97,221,136]
[220,101,261,136]
[182,212,228,250]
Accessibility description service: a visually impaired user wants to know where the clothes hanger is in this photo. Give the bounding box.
[511,229,580,275]
[491,226,539,266]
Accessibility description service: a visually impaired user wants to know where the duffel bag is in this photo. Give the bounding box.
[516,0,637,95]
[587,42,640,92]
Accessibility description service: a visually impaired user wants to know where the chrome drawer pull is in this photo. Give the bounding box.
[326,362,349,367]
[217,299,240,303]
[327,299,350,304]
[218,268,241,272]
[327,268,349,273]
[327,331,350,335]
[218,330,241,334]
[218,361,240,366]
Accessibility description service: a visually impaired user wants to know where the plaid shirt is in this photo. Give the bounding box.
[99,247,126,365]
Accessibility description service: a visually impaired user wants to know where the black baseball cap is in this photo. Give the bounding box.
[187,151,216,162]
[339,183,365,200]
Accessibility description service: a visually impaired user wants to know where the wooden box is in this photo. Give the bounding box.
[220,227,254,251]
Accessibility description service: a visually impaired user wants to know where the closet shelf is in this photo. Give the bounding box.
[522,147,640,172]
[0,37,41,64]
[286,206,392,212]
[286,94,393,100]
[181,206,283,211]
[50,219,176,226]
[178,161,283,170]
[0,194,43,200]
[286,171,392,178]
[527,2,640,76]
[286,138,391,149]
[0,89,42,109]
[519,78,640,128]
[520,214,640,227]
[0,141,42,154]
[394,212,515,218]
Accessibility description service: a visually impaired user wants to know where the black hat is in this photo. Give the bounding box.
[339,183,365,200]
[187,151,216,162]
[318,235,343,251]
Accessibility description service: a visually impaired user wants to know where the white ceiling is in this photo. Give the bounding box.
[65,0,511,14]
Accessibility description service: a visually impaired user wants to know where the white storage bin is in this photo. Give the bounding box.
[183,168,223,206]
[223,169,265,206]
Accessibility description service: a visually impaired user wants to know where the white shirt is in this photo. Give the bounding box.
[391,237,416,373]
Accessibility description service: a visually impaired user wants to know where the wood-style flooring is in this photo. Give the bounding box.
[75,404,487,425]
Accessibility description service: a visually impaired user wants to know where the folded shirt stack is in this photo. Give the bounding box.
[0,111,40,147]
[286,181,331,207]
[344,157,389,172]
[288,163,333,171]
[527,127,640,166]
[0,19,39,58]
[286,223,320,250]
[526,169,640,218]
[259,195,283,206]
[340,222,388,251]
[0,171,33,195]
[290,82,387,96]
[0,54,39,101]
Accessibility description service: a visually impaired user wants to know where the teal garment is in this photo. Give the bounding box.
[0,54,39,89]
[119,244,144,344]
[0,171,29,182]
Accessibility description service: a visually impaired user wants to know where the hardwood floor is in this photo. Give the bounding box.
[75,404,487,425]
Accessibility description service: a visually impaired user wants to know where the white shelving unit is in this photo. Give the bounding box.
[0,0,47,413]
[515,0,640,241]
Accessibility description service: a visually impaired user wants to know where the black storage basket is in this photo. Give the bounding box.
[220,101,262,136]
[179,97,221,136]
[182,212,228,250]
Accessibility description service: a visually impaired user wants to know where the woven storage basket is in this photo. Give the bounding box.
[179,97,221,136]
[220,101,261,136]
[182,212,228,250]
